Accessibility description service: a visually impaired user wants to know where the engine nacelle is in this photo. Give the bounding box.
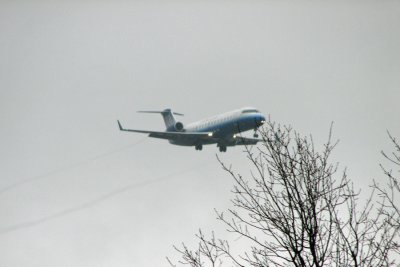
[174,122,184,131]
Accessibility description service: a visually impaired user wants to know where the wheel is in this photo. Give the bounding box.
[219,145,227,152]
[195,144,203,151]
[254,133,259,138]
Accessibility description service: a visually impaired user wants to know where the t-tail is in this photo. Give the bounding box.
[138,109,184,131]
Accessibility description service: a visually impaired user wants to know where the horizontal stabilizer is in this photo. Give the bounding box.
[138,109,184,116]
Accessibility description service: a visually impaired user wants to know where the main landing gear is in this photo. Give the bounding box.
[219,145,227,152]
[195,144,203,151]
[195,144,227,152]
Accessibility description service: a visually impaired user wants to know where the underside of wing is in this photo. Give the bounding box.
[117,120,213,141]
[148,130,212,141]
[231,136,262,145]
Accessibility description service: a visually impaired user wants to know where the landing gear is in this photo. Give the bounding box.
[254,128,259,138]
[219,145,227,152]
[195,144,203,151]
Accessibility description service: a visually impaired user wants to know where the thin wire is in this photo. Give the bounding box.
[0,137,147,194]
[0,160,214,235]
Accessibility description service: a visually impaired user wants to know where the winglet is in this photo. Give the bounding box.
[117,120,123,131]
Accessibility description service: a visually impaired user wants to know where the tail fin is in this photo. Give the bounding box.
[138,109,183,130]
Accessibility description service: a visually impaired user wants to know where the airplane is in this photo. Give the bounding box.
[117,107,266,152]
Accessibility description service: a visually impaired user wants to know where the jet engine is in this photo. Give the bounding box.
[174,122,184,131]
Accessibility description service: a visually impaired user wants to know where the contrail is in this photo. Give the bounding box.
[0,138,147,194]
[0,161,214,235]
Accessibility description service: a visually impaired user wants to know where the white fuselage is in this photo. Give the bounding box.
[169,107,265,146]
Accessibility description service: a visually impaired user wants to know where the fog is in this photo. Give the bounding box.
[1,1,399,266]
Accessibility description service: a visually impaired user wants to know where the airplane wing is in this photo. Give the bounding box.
[233,136,262,145]
[117,120,213,141]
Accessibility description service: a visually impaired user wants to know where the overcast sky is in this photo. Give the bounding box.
[1,1,400,266]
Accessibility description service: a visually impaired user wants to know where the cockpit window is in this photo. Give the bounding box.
[242,109,259,114]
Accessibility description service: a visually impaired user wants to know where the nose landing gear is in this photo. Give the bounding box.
[253,129,259,138]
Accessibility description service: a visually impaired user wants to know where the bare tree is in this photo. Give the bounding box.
[372,131,400,258]
[168,122,400,267]
[378,132,400,216]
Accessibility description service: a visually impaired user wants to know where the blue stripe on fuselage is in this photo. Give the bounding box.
[196,113,262,138]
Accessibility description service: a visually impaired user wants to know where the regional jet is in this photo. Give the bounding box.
[117,107,266,152]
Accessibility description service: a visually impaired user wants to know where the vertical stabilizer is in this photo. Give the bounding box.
[137,109,184,131]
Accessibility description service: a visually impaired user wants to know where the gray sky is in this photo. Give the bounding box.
[1,1,400,266]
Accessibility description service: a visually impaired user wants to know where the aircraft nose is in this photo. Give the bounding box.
[261,115,266,124]
[257,115,266,126]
